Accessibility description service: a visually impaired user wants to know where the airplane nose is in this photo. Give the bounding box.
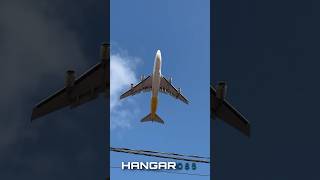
[156,50,161,60]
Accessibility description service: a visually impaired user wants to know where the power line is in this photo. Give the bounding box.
[110,166,210,177]
[113,147,210,160]
[110,147,210,164]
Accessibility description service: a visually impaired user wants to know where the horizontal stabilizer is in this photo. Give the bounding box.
[141,113,164,124]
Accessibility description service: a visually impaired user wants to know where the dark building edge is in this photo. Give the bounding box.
[105,0,110,178]
[210,0,216,179]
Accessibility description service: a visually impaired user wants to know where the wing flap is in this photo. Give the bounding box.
[120,76,152,99]
[31,62,105,121]
[211,86,250,137]
[159,76,189,104]
[31,88,69,121]
[70,63,104,107]
[217,100,250,136]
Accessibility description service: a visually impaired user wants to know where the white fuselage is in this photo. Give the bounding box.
[152,50,162,98]
[149,50,162,116]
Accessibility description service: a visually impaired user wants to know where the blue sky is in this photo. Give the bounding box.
[110,0,210,179]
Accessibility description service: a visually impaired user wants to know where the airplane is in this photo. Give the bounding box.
[30,42,110,121]
[119,50,189,124]
[211,82,250,137]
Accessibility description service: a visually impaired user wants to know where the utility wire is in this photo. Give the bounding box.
[110,166,209,177]
[112,147,210,160]
[110,147,210,164]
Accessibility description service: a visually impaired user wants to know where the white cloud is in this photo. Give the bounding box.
[110,52,140,130]
[0,0,97,178]
[0,0,87,153]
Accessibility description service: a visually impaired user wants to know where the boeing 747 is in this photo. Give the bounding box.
[119,50,189,124]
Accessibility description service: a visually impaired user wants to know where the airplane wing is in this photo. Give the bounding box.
[211,86,250,137]
[120,75,152,99]
[159,76,189,104]
[31,63,106,121]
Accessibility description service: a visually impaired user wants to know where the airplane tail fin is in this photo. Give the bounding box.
[141,113,164,124]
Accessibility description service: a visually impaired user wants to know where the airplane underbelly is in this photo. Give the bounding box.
[150,73,160,114]
[150,96,158,114]
[152,73,160,97]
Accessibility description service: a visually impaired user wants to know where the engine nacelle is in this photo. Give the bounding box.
[141,75,145,81]
[169,77,172,84]
[217,82,227,100]
[65,70,76,88]
[131,83,134,88]
[178,87,181,93]
[100,42,109,61]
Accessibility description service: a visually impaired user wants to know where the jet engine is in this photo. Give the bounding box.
[169,77,172,84]
[65,70,76,88]
[140,75,145,81]
[131,83,134,88]
[178,87,181,93]
[100,42,109,61]
[216,82,227,100]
